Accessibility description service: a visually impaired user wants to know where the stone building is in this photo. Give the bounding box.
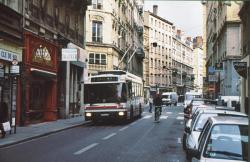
[143,6,173,95]
[172,30,194,95]
[204,1,242,99]
[85,0,144,77]
[239,1,250,114]
[192,38,204,93]
[0,0,90,125]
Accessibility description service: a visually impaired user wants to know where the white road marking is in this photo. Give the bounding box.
[143,115,152,119]
[177,137,182,144]
[166,112,173,114]
[102,133,117,140]
[74,143,99,155]
[160,115,168,119]
[130,121,137,125]
[178,112,184,115]
[176,116,184,120]
[119,126,129,131]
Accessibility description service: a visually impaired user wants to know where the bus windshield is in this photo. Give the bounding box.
[84,83,126,103]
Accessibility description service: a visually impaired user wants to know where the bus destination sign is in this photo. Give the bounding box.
[91,77,118,82]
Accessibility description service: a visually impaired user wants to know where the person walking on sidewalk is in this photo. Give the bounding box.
[0,102,9,138]
[148,96,153,113]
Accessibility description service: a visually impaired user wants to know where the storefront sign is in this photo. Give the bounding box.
[32,45,52,66]
[208,66,215,74]
[0,49,18,62]
[10,65,20,74]
[233,62,247,78]
[208,84,215,91]
[208,74,218,82]
[62,48,78,61]
[215,63,223,71]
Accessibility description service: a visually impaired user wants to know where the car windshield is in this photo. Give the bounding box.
[162,95,170,99]
[204,124,248,161]
[194,113,217,131]
[84,83,123,103]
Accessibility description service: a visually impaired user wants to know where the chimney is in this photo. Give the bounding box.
[186,37,191,42]
[177,30,181,36]
[153,5,158,15]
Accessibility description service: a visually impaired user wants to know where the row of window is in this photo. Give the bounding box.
[89,53,107,65]
[150,17,172,32]
[150,29,172,44]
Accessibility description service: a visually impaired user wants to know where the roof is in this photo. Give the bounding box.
[209,116,248,125]
[196,109,248,119]
[145,11,173,25]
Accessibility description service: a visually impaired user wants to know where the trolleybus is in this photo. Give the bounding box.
[83,70,144,122]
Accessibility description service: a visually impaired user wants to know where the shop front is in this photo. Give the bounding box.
[21,32,58,124]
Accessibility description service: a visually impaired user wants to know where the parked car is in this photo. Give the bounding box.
[161,92,178,106]
[184,98,216,122]
[184,92,202,108]
[189,116,248,162]
[184,109,247,160]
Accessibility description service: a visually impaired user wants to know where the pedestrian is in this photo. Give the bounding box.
[0,102,9,138]
[148,96,153,113]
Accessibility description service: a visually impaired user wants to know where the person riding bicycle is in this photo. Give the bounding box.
[153,93,162,115]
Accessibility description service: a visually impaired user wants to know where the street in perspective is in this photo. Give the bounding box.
[0,0,249,162]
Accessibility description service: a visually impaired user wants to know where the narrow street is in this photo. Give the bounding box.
[0,105,187,162]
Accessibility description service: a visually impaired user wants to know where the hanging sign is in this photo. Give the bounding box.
[61,48,78,61]
[233,62,247,78]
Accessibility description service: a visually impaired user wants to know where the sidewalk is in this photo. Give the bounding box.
[0,116,89,148]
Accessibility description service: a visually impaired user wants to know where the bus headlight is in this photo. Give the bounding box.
[86,113,92,117]
[118,112,125,116]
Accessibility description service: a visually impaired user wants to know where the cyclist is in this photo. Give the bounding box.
[153,93,163,121]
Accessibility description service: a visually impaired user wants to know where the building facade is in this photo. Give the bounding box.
[0,0,90,125]
[86,0,144,77]
[239,1,250,114]
[192,46,204,93]
[172,30,194,95]
[0,1,23,126]
[205,1,242,99]
[143,6,173,95]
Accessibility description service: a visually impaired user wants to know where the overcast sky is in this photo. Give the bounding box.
[144,1,203,38]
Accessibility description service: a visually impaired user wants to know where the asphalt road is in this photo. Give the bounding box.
[0,105,187,162]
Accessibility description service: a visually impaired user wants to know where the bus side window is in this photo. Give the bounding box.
[121,83,127,102]
[127,81,132,98]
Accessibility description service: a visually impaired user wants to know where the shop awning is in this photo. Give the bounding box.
[30,68,57,78]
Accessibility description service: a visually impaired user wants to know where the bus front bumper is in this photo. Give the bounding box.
[84,109,127,121]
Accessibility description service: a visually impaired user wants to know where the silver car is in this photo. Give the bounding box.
[190,116,248,162]
[185,109,247,160]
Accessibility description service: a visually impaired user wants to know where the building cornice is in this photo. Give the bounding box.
[145,11,173,25]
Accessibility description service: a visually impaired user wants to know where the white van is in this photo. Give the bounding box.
[184,92,202,108]
[218,96,240,108]
[162,92,178,106]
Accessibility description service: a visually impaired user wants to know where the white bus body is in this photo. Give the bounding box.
[83,70,144,122]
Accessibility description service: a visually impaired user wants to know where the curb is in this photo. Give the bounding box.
[0,121,91,149]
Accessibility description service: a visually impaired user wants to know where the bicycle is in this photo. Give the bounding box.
[154,106,161,122]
